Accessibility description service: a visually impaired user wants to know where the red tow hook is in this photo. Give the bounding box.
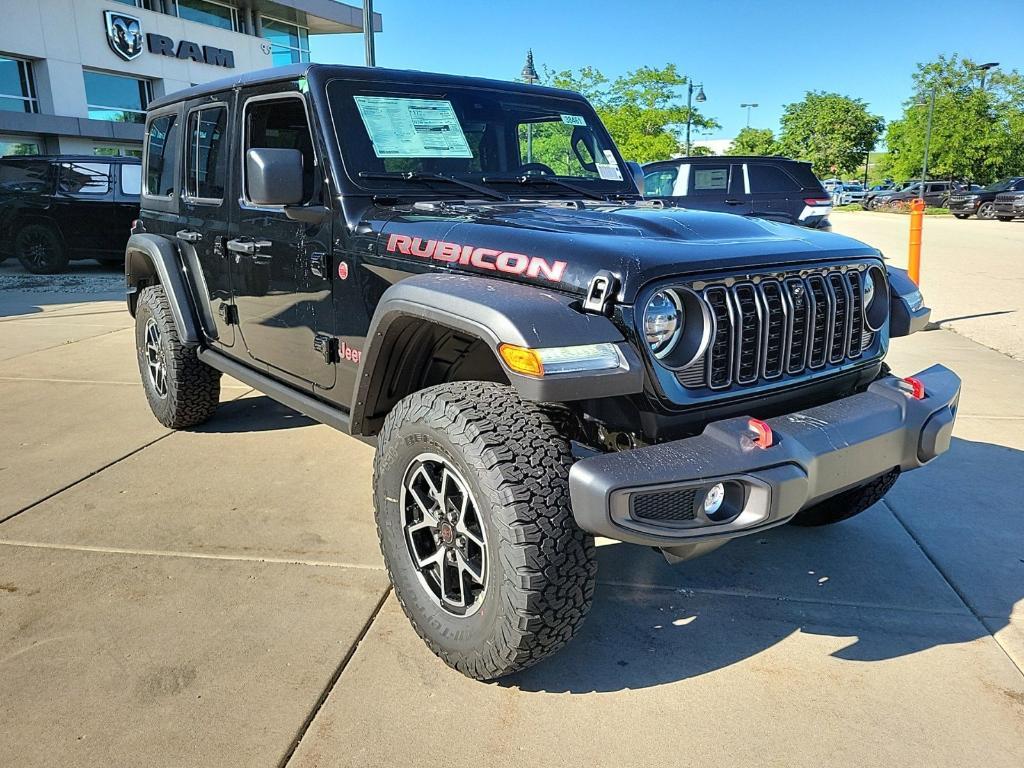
[747,418,774,449]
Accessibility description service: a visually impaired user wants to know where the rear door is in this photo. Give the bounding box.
[228,87,335,389]
[669,161,748,215]
[745,161,807,224]
[924,183,949,207]
[54,161,118,253]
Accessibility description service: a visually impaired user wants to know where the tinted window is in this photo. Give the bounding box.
[245,97,315,203]
[689,165,730,195]
[186,106,228,200]
[748,163,800,193]
[145,115,180,197]
[120,163,141,196]
[0,160,50,194]
[644,168,677,197]
[59,162,110,194]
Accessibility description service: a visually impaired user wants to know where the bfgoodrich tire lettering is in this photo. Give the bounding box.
[789,468,900,527]
[373,381,597,680]
[135,285,221,429]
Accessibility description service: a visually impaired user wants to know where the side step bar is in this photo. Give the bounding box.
[198,347,359,438]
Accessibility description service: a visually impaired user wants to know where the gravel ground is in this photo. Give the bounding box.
[0,259,124,297]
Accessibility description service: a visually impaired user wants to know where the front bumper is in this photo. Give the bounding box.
[569,365,960,553]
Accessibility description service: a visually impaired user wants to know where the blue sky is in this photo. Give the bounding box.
[310,0,1024,142]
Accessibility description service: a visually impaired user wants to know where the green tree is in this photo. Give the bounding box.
[880,55,1024,184]
[776,92,884,177]
[727,127,778,156]
[541,63,719,163]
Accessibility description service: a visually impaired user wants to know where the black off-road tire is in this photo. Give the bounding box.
[135,285,221,429]
[953,214,970,219]
[790,468,901,527]
[15,223,68,274]
[373,381,597,680]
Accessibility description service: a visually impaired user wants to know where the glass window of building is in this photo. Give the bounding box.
[84,71,151,124]
[176,0,238,32]
[0,136,40,157]
[111,0,161,9]
[94,144,143,158]
[0,56,37,114]
[261,17,311,65]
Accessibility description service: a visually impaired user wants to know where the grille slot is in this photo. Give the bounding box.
[679,266,876,392]
[631,488,698,522]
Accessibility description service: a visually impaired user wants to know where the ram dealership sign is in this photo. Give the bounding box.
[103,11,236,68]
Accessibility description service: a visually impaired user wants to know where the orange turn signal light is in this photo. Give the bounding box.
[748,418,774,449]
[498,344,544,377]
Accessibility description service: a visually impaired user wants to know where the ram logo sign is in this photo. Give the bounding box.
[104,11,144,62]
[101,12,236,68]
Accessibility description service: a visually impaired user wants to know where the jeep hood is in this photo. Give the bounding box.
[368,201,879,303]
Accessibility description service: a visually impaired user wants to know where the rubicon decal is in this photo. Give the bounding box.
[385,234,567,283]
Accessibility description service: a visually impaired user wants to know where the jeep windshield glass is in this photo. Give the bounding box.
[326,79,634,199]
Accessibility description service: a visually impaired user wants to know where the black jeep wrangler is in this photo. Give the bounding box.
[126,64,960,680]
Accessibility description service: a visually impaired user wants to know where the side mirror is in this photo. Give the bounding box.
[246,148,304,206]
[625,161,645,195]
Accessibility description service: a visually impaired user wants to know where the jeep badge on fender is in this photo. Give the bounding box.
[125,63,960,681]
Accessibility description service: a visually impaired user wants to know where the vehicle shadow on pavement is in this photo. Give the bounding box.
[0,262,124,318]
[189,395,316,433]
[506,436,1023,693]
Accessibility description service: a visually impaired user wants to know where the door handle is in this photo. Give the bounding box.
[724,199,743,206]
[226,238,273,261]
[176,229,202,243]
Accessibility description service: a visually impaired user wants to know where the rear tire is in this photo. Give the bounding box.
[15,223,67,274]
[135,285,221,429]
[373,381,597,680]
[997,216,1015,222]
[790,468,900,527]
[953,214,970,219]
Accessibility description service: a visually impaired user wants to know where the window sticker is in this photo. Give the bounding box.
[596,163,623,181]
[560,114,586,126]
[353,96,472,158]
[694,168,728,190]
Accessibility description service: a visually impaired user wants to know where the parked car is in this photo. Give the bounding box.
[0,154,140,274]
[993,188,1024,221]
[821,177,843,194]
[127,63,956,680]
[642,156,833,229]
[949,177,1024,220]
[835,182,866,206]
[863,180,956,210]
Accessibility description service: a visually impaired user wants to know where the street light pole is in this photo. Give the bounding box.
[520,49,539,163]
[740,103,758,128]
[977,61,999,90]
[363,0,375,67]
[920,88,935,195]
[685,80,706,156]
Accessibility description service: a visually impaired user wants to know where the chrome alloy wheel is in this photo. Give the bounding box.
[401,453,488,616]
[144,317,168,398]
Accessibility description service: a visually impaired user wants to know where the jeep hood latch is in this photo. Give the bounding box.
[583,270,620,316]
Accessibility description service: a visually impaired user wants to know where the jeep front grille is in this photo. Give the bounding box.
[680,266,873,391]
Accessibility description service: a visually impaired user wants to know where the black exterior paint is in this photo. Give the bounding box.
[0,155,140,261]
[131,64,907,440]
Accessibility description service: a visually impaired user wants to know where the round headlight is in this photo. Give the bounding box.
[863,271,876,307]
[644,290,682,356]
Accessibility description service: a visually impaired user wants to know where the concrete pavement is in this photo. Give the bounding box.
[2,259,1023,767]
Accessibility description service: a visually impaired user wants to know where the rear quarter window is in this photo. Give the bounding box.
[120,164,141,196]
[144,114,180,198]
[747,163,800,193]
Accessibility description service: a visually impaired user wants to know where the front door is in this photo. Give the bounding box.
[229,89,335,389]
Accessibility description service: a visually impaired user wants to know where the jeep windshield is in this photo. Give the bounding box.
[325,78,635,200]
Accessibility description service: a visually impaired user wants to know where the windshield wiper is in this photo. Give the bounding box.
[357,171,507,201]
[482,174,609,201]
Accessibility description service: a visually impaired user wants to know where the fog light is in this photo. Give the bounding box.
[703,483,725,516]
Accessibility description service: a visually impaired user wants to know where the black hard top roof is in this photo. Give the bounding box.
[148,62,584,110]
[644,155,811,167]
[0,154,139,164]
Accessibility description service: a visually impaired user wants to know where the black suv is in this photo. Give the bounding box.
[864,180,956,210]
[642,156,833,230]
[993,186,1024,221]
[0,155,140,273]
[948,177,1024,220]
[126,64,959,680]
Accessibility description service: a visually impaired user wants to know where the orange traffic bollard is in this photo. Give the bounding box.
[908,198,925,285]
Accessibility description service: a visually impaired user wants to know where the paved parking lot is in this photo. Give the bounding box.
[2,215,1023,768]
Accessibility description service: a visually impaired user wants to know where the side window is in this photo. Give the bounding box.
[59,162,110,194]
[748,164,800,193]
[145,115,180,197]
[120,164,141,196]
[244,96,316,204]
[185,106,228,201]
[688,164,731,196]
[643,168,677,197]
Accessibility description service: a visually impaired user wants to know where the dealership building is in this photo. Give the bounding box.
[0,0,381,157]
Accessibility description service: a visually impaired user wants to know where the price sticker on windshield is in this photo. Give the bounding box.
[560,114,587,126]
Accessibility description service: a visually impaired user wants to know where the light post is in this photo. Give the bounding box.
[521,49,539,163]
[920,88,936,195]
[976,61,999,90]
[363,0,375,67]
[740,103,758,128]
[685,80,706,156]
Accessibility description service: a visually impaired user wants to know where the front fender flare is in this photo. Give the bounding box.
[125,233,201,344]
[350,273,644,436]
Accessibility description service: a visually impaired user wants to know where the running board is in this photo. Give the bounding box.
[198,347,355,436]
